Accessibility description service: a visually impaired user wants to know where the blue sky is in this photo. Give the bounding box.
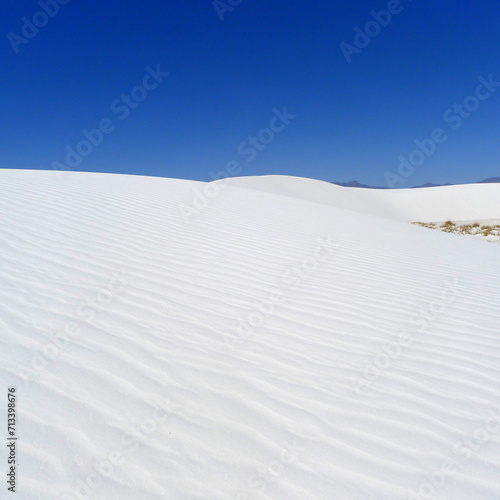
[1,0,499,187]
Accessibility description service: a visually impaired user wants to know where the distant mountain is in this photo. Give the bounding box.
[412,182,453,188]
[333,180,390,189]
[479,177,500,184]
[332,178,499,189]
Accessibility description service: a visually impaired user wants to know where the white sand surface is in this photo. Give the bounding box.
[1,170,499,500]
[217,175,500,223]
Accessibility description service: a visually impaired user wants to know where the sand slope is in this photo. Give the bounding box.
[216,175,500,223]
[1,170,500,500]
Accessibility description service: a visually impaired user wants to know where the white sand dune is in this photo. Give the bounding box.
[217,175,500,223]
[1,169,500,500]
